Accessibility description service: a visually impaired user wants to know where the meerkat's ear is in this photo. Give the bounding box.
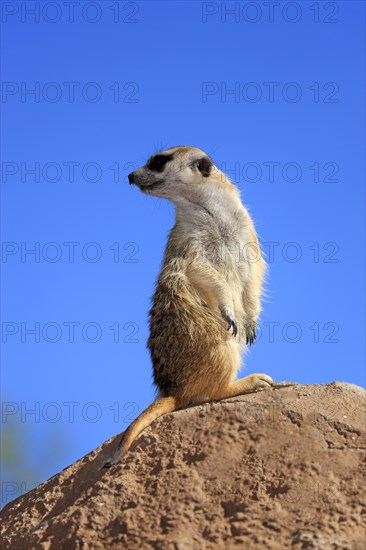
[196,156,212,178]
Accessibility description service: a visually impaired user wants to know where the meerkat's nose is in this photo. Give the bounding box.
[128,172,136,184]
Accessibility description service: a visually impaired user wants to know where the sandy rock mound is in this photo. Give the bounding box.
[1,382,365,549]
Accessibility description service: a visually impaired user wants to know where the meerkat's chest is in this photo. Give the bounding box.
[199,217,253,275]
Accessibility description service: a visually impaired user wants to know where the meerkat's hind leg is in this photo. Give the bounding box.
[216,373,275,400]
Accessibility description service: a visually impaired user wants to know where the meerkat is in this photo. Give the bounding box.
[104,145,274,467]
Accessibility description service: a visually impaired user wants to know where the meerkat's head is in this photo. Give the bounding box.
[128,145,229,203]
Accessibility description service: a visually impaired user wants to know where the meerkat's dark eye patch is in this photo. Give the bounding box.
[148,154,172,173]
[195,156,212,178]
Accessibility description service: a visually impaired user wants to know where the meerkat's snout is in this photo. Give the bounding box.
[128,171,136,184]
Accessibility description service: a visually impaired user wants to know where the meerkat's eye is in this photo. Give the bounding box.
[148,155,171,173]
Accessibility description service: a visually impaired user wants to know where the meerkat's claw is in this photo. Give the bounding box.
[227,319,238,337]
[220,308,238,337]
[245,324,257,346]
[225,319,238,337]
[246,333,255,346]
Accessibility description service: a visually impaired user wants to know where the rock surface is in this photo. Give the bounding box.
[1,382,366,549]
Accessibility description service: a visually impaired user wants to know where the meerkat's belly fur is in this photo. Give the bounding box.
[104,145,274,467]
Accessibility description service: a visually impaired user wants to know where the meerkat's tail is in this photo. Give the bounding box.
[103,396,180,468]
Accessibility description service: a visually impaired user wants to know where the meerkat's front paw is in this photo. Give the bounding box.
[247,373,275,391]
[220,306,238,337]
[245,322,257,346]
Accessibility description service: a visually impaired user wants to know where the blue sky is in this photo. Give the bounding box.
[1,1,365,505]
